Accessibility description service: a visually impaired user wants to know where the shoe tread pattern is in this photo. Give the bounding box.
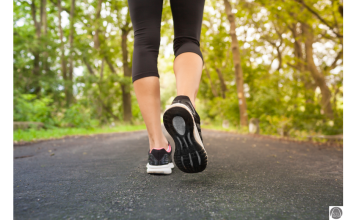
[163,106,207,173]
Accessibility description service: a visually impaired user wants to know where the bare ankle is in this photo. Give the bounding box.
[149,136,168,150]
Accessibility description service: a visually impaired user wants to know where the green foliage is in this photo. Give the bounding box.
[13,92,99,129]
[14,93,55,128]
[14,124,146,142]
[13,0,343,141]
[198,0,343,137]
[61,104,94,128]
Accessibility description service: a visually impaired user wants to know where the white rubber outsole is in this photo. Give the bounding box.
[146,163,174,174]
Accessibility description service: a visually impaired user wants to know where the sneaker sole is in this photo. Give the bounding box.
[146,163,174,174]
[163,103,208,173]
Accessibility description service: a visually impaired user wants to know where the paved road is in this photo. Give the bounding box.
[14,128,343,219]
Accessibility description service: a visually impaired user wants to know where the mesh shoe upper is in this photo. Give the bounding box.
[148,143,173,166]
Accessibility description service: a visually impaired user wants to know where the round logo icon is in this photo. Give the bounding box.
[330,207,342,219]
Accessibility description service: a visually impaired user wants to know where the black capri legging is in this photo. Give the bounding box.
[128,0,205,83]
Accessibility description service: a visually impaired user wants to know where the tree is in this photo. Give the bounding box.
[223,0,249,127]
[120,12,133,123]
[13,0,343,136]
[29,0,43,96]
[68,0,76,105]
[57,0,70,106]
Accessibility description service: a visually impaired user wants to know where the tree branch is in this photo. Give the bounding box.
[83,57,95,75]
[328,49,343,71]
[97,96,119,120]
[287,62,298,70]
[338,4,343,17]
[49,0,70,13]
[294,0,343,38]
[105,56,116,74]
[30,1,41,37]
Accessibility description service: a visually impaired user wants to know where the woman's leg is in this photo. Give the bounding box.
[128,0,163,82]
[128,0,168,150]
[173,53,203,109]
[162,0,207,173]
[170,0,205,107]
[134,77,168,150]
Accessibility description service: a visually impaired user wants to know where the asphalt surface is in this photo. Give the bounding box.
[14,128,343,219]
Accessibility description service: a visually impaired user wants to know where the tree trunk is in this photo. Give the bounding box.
[94,0,103,50]
[100,58,105,79]
[290,24,304,72]
[32,53,41,95]
[223,0,248,127]
[204,67,218,97]
[30,1,41,96]
[301,23,334,119]
[121,28,132,123]
[215,67,227,99]
[57,0,69,106]
[68,0,76,104]
[289,23,315,109]
[41,0,50,91]
[276,46,282,71]
[40,0,47,35]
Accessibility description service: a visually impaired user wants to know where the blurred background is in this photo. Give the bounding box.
[13,0,343,142]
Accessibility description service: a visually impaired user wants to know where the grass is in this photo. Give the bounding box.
[202,122,310,139]
[201,122,249,133]
[202,124,239,132]
[14,124,147,142]
[14,121,341,145]
[201,122,343,145]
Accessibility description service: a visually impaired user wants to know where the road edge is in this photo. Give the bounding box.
[202,128,343,149]
[13,129,147,147]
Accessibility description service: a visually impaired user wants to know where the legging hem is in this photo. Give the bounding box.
[174,51,205,67]
[132,71,160,83]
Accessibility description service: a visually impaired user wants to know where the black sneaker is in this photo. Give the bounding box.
[146,142,174,174]
[163,95,208,173]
